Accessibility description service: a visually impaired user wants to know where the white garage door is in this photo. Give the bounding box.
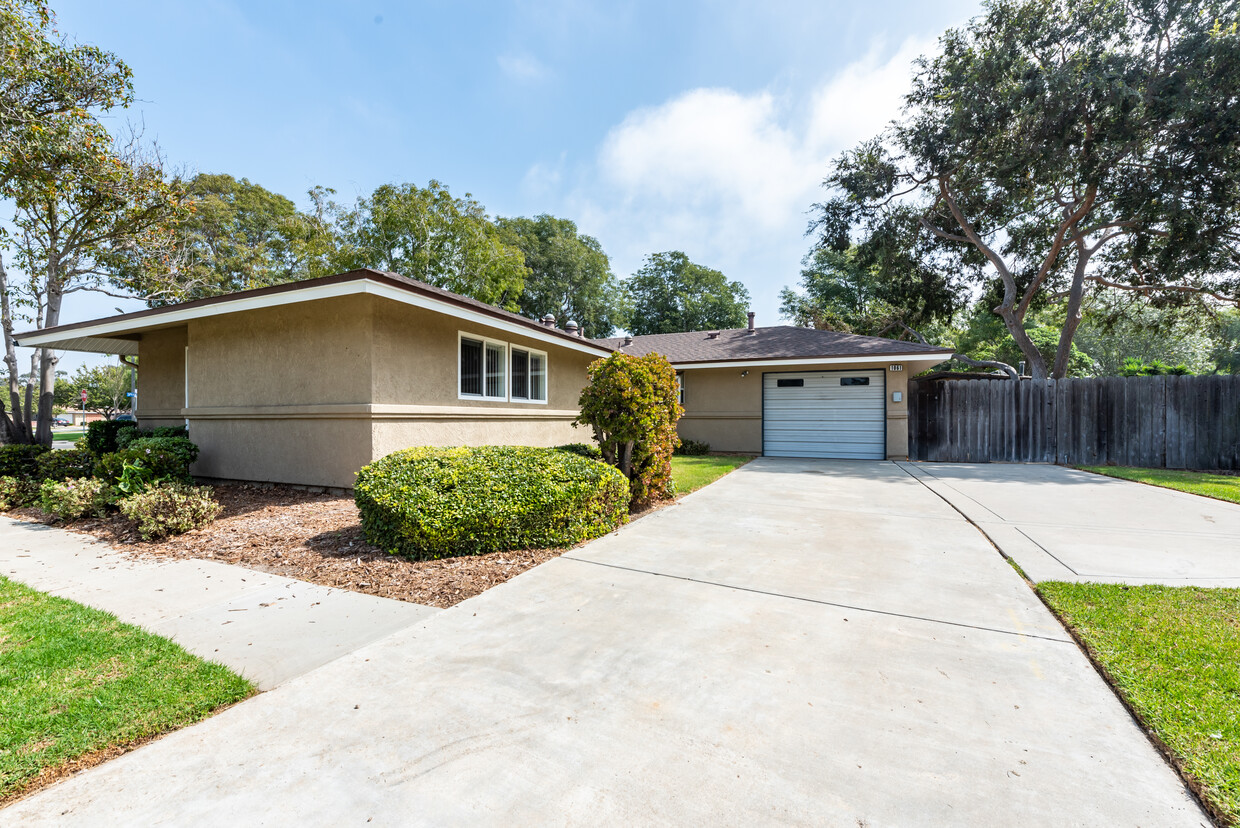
[763,370,886,459]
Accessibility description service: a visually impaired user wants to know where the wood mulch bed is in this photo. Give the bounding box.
[6,484,569,608]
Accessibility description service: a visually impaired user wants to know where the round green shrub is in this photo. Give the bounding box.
[555,443,604,460]
[39,478,112,521]
[0,475,33,510]
[36,446,96,481]
[0,443,49,478]
[674,439,711,456]
[85,420,131,455]
[118,481,222,540]
[98,437,199,487]
[355,446,630,559]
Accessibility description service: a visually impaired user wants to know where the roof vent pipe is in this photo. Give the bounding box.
[747,311,755,334]
[623,335,633,346]
[541,314,556,327]
[565,320,579,336]
[706,331,720,340]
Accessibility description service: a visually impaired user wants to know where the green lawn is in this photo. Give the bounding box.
[1038,582,1240,824]
[671,454,754,495]
[0,576,254,801]
[51,429,86,443]
[1079,466,1240,506]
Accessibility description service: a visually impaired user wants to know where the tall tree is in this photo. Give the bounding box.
[330,181,525,309]
[780,245,958,338]
[497,214,627,338]
[107,173,336,304]
[66,363,129,419]
[0,1,184,445]
[815,0,1240,378]
[625,252,750,336]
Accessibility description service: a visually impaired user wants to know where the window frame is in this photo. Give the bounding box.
[458,331,549,404]
[509,345,549,405]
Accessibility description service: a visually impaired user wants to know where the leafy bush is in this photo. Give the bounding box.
[97,437,199,489]
[0,443,49,478]
[35,446,96,482]
[355,446,630,559]
[574,352,683,509]
[674,439,710,456]
[116,424,189,449]
[0,476,35,510]
[85,419,131,455]
[38,478,112,521]
[118,481,222,540]
[555,443,603,460]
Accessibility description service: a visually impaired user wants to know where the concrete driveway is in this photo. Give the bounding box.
[2,459,1206,826]
[902,462,1240,585]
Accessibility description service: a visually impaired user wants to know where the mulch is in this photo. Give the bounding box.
[6,484,572,608]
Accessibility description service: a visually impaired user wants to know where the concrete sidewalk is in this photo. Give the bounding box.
[0,517,435,689]
[2,459,1206,826]
[901,462,1240,585]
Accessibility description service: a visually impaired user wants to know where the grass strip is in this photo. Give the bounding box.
[1079,465,1240,506]
[671,455,754,495]
[0,576,254,801]
[1038,582,1240,824]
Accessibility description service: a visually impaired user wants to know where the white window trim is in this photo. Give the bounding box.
[509,345,549,405]
[457,331,549,404]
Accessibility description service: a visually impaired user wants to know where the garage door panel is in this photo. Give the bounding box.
[763,370,886,460]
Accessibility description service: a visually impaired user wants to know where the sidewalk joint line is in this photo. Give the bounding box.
[559,556,1072,644]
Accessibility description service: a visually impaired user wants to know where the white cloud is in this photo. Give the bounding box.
[497,53,549,82]
[546,38,933,323]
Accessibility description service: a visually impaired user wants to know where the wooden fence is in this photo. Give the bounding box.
[908,374,1240,469]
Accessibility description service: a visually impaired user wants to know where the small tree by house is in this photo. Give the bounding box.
[575,352,683,509]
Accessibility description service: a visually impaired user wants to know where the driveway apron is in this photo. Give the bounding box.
[1,459,1206,826]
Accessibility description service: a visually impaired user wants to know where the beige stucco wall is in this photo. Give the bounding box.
[132,294,601,488]
[677,361,933,459]
[135,325,187,428]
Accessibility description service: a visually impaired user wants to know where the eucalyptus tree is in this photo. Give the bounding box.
[815,0,1240,378]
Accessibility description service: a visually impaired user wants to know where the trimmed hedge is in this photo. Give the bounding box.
[116,425,189,450]
[36,446,96,482]
[0,443,49,478]
[85,420,131,455]
[674,439,710,456]
[355,446,630,559]
[98,437,199,488]
[555,443,603,460]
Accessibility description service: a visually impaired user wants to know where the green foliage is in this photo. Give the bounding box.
[497,214,627,338]
[816,0,1240,378]
[0,442,48,477]
[0,576,253,799]
[953,304,1094,376]
[575,352,683,508]
[85,419,131,455]
[117,481,222,540]
[355,446,629,559]
[38,477,111,521]
[626,251,750,336]
[1038,582,1240,822]
[35,446,94,482]
[115,424,189,449]
[1119,358,1192,377]
[65,364,132,419]
[781,245,958,337]
[674,439,710,456]
[1210,310,1240,375]
[555,443,603,460]
[1073,292,1218,376]
[0,475,30,509]
[97,437,199,490]
[331,180,526,308]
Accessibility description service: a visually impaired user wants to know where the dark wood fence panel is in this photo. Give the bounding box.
[908,374,1240,469]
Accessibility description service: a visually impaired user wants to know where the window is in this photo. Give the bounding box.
[776,378,804,388]
[460,333,547,403]
[510,347,547,403]
[840,377,870,386]
[676,372,685,405]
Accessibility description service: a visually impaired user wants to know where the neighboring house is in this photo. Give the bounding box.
[17,269,951,488]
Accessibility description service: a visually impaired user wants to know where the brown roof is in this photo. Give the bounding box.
[592,326,953,364]
[15,269,613,354]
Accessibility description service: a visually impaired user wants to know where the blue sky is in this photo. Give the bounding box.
[49,0,982,371]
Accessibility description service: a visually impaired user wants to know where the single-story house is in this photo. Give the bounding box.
[17,269,952,488]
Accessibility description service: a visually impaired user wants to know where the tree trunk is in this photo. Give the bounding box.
[1051,240,1090,379]
[33,264,63,446]
[995,303,1048,379]
[0,253,32,444]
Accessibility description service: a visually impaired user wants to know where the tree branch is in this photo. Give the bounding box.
[950,353,1019,381]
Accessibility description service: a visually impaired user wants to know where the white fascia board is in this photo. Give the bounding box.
[673,353,953,370]
[18,279,612,357]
